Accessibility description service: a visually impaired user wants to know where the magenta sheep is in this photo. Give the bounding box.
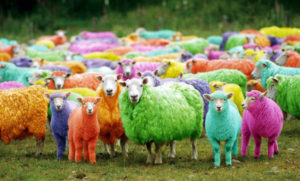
[0,80,25,90]
[81,31,117,39]
[69,41,119,54]
[131,45,166,53]
[241,90,283,159]
[116,59,161,80]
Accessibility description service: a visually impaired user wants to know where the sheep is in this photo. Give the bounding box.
[26,49,67,62]
[131,45,165,53]
[38,30,67,45]
[207,36,223,45]
[10,57,33,67]
[209,81,244,116]
[0,77,25,90]
[203,91,241,167]
[146,47,180,57]
[155,59,185,79]
[116,59,161,80]
[275,50,300,68]
[87,67,114,75]
[83,52,121,61]
[0,45,15,57]
[69,42,119,54]
[167,38,209,54]
[46,87,97,98]
[251,59,300,89]
[132,53,180,62]
[260,26,300,38]
[179,51,208,62]
[39,65,71,73]
[247,79,266,92]
[204,48,226,60]
[0,52,11,62]
[105,46,135,56]
[267,75,300,119]
[0,85,49,155]
[45,92,79,160]
[171,32,198,41]
[183,69,247,95]
[96,74,128,157]
[241,90,283,159]
[68,96,101,164]
[186,59,255,80]
[220,31,238,50]
[35,40,55,48]
[82,59,118,69]
[225,34,246,50]
[119,78,203,164]
[46,71,102,90]
[132,39,170,47]
[137,28,176,40]
[81,31,117,39]
[283,35,300,43]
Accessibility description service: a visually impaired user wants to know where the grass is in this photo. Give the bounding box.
[0,119,299,181]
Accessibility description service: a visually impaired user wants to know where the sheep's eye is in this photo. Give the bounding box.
[223,99,226,101]
[83,103,86,106]
[126,85,129,88]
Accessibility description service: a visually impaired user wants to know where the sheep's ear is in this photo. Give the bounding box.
[259,91,268,99]
[132,61,136,65]
[203,94,212,101]
[117,74,122,80]
[118,62,122,66]
[65,73,71,78]
[119,81,126,87]
[227,93,233,99]
[262,63,268,68]
[40,59,44,64]
[96,97,101,103]
[154,70,159,76]
[142,78,148,85]
[178,72,183,78]
[0,63,6,69]
[0,76,2,81]
[272,77,279,84]
[44,93,50,99]
[97,75,103,81]
[212,83,219,89]
[137,72,142,77]
[77,98,83,104]
[192,59,195,65]
[66,92,71,98]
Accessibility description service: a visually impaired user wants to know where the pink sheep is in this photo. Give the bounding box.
[131,45,166,53]
[116,59,161,80]
[68,96,101,164]
[81,31,117,39]
[241,90,283,159]
[69,41,119,54]
[0,77,25,90]
[204,47,226,60]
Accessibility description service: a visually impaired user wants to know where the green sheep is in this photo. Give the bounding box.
[168,38,209,54]
[26,48,68,61]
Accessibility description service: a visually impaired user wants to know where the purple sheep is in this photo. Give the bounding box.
[116,59,161,81]
[267,36,283,46]
[180,51,208,62]
[221,31,238,50]
[81,31,117,39]
[241,90,283,159]
[69,41,119,54]
[46,92,79,160]
[0,78,25,90]
[10,57,32,67]
[39,65,71,73]
[82,59,117,69]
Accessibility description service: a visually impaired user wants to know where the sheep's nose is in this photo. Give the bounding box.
[216,106,222,111]
[87,108,93,114]
[57,84,62,89]
[251,73,255,78]
[56,105,62,110]
[131,95,138,99]
[107,89,113,93]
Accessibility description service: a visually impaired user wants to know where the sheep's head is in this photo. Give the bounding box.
[137,71,157,87]
[210,81,226,91]
[274,51,290,65]
[97,74,122,97]
[45,92,71,111]
[118,60,136,78]
[204,91,233,113]
[251,60,269,79]
[245,34,256,44]
[0,63,6,69]
[267,77,279,100]
[78,97,101,115]
[242,90,268,110]
[31,58,44,68]
[155,60,171,77]
[56,30,66,38]
[120,78,148,104]
[172,32,182,41]
[28,71,44,85]
[45,73,71,89]
[247,80,259,92]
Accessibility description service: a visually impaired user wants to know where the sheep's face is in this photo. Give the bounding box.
[251,62,267,79]
[78,97,101,115]
[120,78,148,104]
[31,58,44,69]
[211,82,225,91]
[56,30,65,38]
[46,73,71,89]
[246,34,256,44]
[267,78,278,100]
[48,92,71,111]
[28,72,44,85]
[204,92,233,113]
[98,74,122,97]
[246,81,258,92]
[139,72,155,87]
[242,91,268,110]
[53,97,65,111]
[119,61,135,77]
[241,96,256,110]
[274,52,288,65]
[156,61,171,76]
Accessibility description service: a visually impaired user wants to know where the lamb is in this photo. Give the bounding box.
[247,79,266,92]
[251,59,300,88]
[167,38,209,54]
[82,59,117,69]
[119,78,203,164]
[68,96,101,164]
[241,90,283,158]
[0,77,25,90]
[116,59,161,80]
[209,81,244,116]
[186,59,255,80]
[96,74,128,157]
[204,91,241,167]
[267,75,300,119]
[46,71,102,90]
[275,50,300,68]
[155,59,185,79]
[45,92,79,160]
[183,69,247,95]
[0,85,49,155]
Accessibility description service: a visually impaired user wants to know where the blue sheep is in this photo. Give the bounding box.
[46,92,79,160]
[204,91,241,167]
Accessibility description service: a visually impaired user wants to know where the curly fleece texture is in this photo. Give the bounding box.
[168,38,209,54]
[159,59,185,79]
[26,48,67,62]
[247,79,266,92]
[96,82,125,145]
[183,69,247,96]
[256,59,300,89]
[187,59,255,80]
[266,75,300,118]
[119,82,203,144]
[0,85,49,144]
[140,30,176,40]
[225,34,246,50]
[241,90,283,158]
[83,52,121,61]
[0,81,25,90]
[0,52,11,62]
[283,51,300,67]
[46,88,97,98]
[205,91,241,167]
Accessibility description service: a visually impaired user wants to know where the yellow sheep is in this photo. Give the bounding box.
[83,52,121,61]
[35,40,55,48]
[209,81,244,116]
[0,52,11,62]
[133,53,180,62]
[156,59,185,79]
[243,49,266,63]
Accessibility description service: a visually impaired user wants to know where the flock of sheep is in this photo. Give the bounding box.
[0,26,300,167]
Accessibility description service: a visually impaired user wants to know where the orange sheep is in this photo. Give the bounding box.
[96,74,127,157]
[68,96,101,164]
[105,46,135,56]
[0,45,15,57]
[186,59,255,80]
[283,51,300,67]
[38,30,67,46]
[240,29,261,35]
[46,71,102,90]
[284,35,300,44]
[247,79,266,92]
[133,39,170,46]
[0,52,11,62]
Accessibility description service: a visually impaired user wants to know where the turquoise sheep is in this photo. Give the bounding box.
[204,91,241,167]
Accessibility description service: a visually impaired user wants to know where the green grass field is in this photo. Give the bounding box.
[0,119,299,181]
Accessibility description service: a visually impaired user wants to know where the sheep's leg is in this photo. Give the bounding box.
[120,135,128,158]
[110,144,115,158]
[274,140,279,154]
[241,123,251,156]
[84,141,89,160]
[68,138,75,160]
[168,141,176,158]
[35,137,45,156]
[154,142,165,165]
[210,138,221,167]
[88,137,98,164]
[146,142,153,164]
[268,137,276,158]
[225,139,234,166]
[104,143,110,154]
[232,136,239,157]
[75,139,83,162]
[54,134,65,160]
[253,135,262,159]
[191,139,197,160]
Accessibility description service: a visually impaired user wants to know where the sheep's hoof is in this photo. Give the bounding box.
[274,151,279,155]
[154,160,163,165]
[214,166,219,169]
[168,153,175,159]
[146,156,153,165]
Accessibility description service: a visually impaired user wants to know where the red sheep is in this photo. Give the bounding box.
[132,39,170,46]
[0,45,15,57]
[275,51,300,67]
[186,59,255,80]
[38,30,67,46]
